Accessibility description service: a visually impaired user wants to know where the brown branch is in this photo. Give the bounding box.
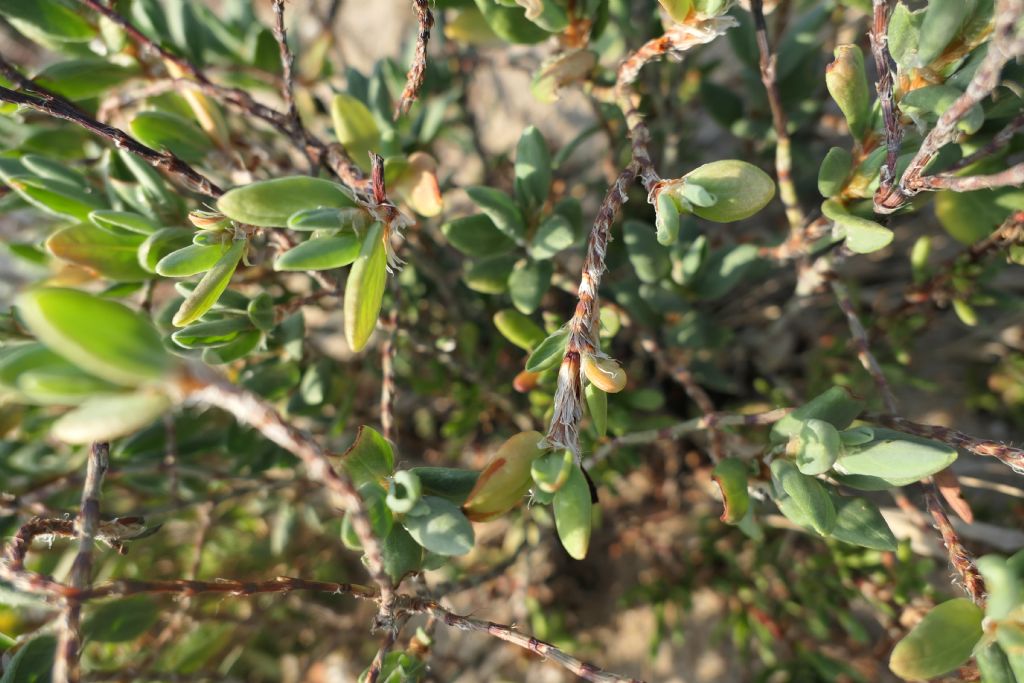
[3,572,643,683]
[899,210,1024,310]
[913,161,1024,192]
[0,75,223,199]
[944,112,1024,173]
[53,443,109,683]
[829,277,898,412]
[72,0,368,192]
[926,491,986,605]
[877,0,1024,212]
[641,336,725,462]
[868,0,903,212]
[177,368,397,632]
[394,0,434,120]
[867,412,1024,473]
[380,301,399,443]
[750,0,806,232]
[271,0,313,172]
[587,408,793,466]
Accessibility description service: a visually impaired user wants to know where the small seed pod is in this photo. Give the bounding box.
[463,430,546,522]
[582,354,627,393]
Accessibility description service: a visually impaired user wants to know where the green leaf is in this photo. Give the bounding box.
[655,191,681,246]
[83,596,160,643]
[247,293,276,332]
[822,199,894,254]
[916,0,973,67]
[712,458,750,524]
[16,288,171,386]
[46,223,149,282]
[171,317,253,349]
[976,643,1015,683]
[466,187,526,242]
[514,125,551,211]
[138,228,194,274]
[344,222,387,352]
[976,555,1021,621]
[508,258,552,314]
[341,483,394,548]
[274,234,361,271]
[0,635,54,683]
[342,425,394,488]
[680,161,775,223]
[0,343,119,405]
[462,253,517,294]
[818,147,853,197]
[553,465,592,560]
[201,329,262,365]
[828,494,897,551]
[659,0,693,23]
[794,418,841,475]
[902,84,984,134]
[287,207,371,232]
[530,450,573,494]
[386,470,423,514]
[525,328,568,372]
[0,0,93,44]
[493,309,545,351]
[529,213,574,260]
[441,214,515,256]
[825,45,871,140]
[770,459,836,535]
[889,598,983,680]
[172,238,247,327]
[771,386,865,442]
[330,93,381,172]
[401,496,475,556]
[834,429,958,488]
[410,467,479,505]
[52,390,171,443]
[463,430,546,520]
[34,59,139,100]
[130,110,208,163]
[935,189,1018,244]
[90,210,161,236]
[10,175,106,221]
[693,244,760,299]
[585,383,608,437]
[156,243,227,277]
[378,525,423,583]
[624,219,670,283]
[887,2,924,69]
[472,0,549,43]
[216,177,357,227]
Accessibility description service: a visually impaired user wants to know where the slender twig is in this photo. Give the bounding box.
[271,0,314,172]
[0,77,222,199]
[72,0,368,192]
[53,443,109,683]
[868,0,903,212]
[913,161,1024,192]
[944,112,1024,173]
[897,210,1024,310]
[2,570,643,683]
[750,0,806,232]
[394,0,434,120]
[364,615,409,683]
[829,277,898,412]
[380,301,399,443]
[640,336,725,462]
[868,413,1024,473]
[587,408,793,466]
[177,368,397,632]
[926,491,986,605]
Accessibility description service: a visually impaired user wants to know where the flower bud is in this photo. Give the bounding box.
[582,354,627,393]
[463,431,546,521]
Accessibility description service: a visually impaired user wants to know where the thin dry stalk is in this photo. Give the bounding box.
[394,0,434,119]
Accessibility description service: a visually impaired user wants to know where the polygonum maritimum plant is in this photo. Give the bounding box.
[0,0,1023,681]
